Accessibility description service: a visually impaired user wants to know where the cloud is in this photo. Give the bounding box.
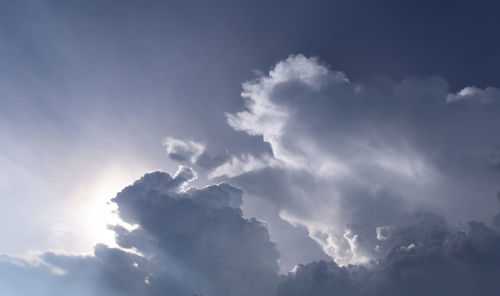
[277,216,500,296]
[163,137,231,170]
[222,54,500,266]
[0,245,147,296]
[2,54,500,295]
[209,153,276,178]
[0,167,280,296]
[491,192,500,231]
[4,207,500,295]
[446,86,500,103]
[195,144,231,169]
[162,137,205,163]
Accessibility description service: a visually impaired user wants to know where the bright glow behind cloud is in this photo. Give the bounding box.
[71,165,143,252]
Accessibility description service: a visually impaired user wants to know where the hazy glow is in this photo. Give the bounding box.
[72,165,141,251]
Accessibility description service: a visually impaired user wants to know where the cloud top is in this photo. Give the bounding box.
[223,54,500,265]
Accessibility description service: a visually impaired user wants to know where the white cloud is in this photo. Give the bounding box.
[2,54,500,296]
[446,86,500,103]
[209,153,277,178]
[162,137,205,163]
[223,54,500,266]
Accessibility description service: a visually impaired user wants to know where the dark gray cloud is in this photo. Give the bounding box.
[277,216,500,296]
[110,168,280,296]
[1,168,280,296]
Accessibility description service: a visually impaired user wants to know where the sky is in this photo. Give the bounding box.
[1,0,500,295]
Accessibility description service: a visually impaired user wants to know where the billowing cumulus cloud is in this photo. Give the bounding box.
[0,167,280,296]
[4,207,500,295]
[2,54,500,295]
[277,217,500,296]
[222,54,500,266]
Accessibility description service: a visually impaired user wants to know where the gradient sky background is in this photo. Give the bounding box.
[1,1,500,295]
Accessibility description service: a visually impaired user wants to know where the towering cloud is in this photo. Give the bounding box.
[2,55,500,296]
[110,167,280,296]
[223,54,500,265]
[0,167,280,296]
